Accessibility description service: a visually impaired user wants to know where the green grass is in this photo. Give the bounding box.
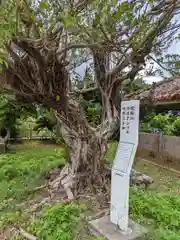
[107,142,180,240]
[135,158,180,193]
[130,187,180,239]
[0,145,66,228]
[25,203,84,240]
[131,160,180,239]
[14,202,103,240]
[1,142,180,240]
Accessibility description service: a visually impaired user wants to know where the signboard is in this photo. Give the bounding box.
[110,100,140,232]
[113,142,134,174]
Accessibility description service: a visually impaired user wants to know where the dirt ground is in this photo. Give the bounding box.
[134,157,180,193]
[136,148,180,172]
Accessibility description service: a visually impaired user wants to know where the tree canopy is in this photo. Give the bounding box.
[1,0,180,129]
[1,0,180,197]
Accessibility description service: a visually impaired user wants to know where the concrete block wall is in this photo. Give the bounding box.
[139,132,180,159]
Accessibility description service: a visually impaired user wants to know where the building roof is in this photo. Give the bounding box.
[127,77,180,105]
[153,77,180,103]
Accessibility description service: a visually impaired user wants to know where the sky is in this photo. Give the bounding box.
[75,41,180,85]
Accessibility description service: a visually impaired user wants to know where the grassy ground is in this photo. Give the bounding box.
[0,142,66,229]
[0,141,180,240]
[0,142,101,240]
[107,141,180,240]
[130,162,180,239]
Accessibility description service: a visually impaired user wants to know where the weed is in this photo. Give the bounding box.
[130,187,180,239]
[105,141,118,162]
[0,146,66,227]
[1,143,180,240]
[16,203,84,240]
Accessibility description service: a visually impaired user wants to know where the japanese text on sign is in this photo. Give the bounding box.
[122,105,135,134]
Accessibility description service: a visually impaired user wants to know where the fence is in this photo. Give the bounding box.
[139,132,180,159]
[11,129,180,158]
[13,129,54,140]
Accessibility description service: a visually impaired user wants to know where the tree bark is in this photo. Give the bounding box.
[52,105,110,199]
[4,39,114,199]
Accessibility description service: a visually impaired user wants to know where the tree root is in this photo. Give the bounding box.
[29,197,50,213]
[48,164,154,201]
[48,164,111,202]
[18,228,38,240]
[26,184,47,195]
[49,164,75,200]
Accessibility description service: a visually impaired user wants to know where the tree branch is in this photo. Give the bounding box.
[109,2,178,77]
[149,55,177,76]
[69,86,98,95]
[107,54,131,79]
[112,63,142,86]
[57,43,101,56]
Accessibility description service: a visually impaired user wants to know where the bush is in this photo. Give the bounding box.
[84,101,101,127]
[0,93,21,138]
[25,203,84,240]
[140,122,152,133]
[149,114,172,134]
[171,117,180,136]
[140,113,175,135]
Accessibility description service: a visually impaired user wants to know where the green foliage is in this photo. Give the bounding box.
[0,147,66,200]
[24,203,83,240]
[0,92,21,138]
[0,91,37,139]
[154,229,180,240]
[149,114,172,132]
[0,146,66,227]
[85,104,101,127]
[130,187,180,239]
[140,121,152,133]
[140,113,176,135]
[0,0,177,72]
[13,200,104,240]
[141,113,180,137]
[0,1,18,66]
[122,78,149,94]
[170,118,180,136]
[34,109,57,133]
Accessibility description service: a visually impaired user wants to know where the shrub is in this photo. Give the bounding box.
[140,113,174,135]
[85,103,101,127]
[149,114,172,133]
[26,203,84,240]
[171,117,180,136]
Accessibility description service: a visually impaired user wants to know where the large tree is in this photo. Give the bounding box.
[1,0,180,198]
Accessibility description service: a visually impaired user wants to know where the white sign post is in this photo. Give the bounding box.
[110,100,140,232]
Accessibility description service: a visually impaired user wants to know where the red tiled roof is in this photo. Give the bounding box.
[153,77,180,102]
[128,77,180,104]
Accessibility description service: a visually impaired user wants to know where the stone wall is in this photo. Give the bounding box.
[139,132,180,159]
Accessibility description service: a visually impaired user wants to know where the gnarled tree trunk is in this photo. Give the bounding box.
[52,101,112,199]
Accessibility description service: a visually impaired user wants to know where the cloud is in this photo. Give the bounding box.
[143,76,163,84]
